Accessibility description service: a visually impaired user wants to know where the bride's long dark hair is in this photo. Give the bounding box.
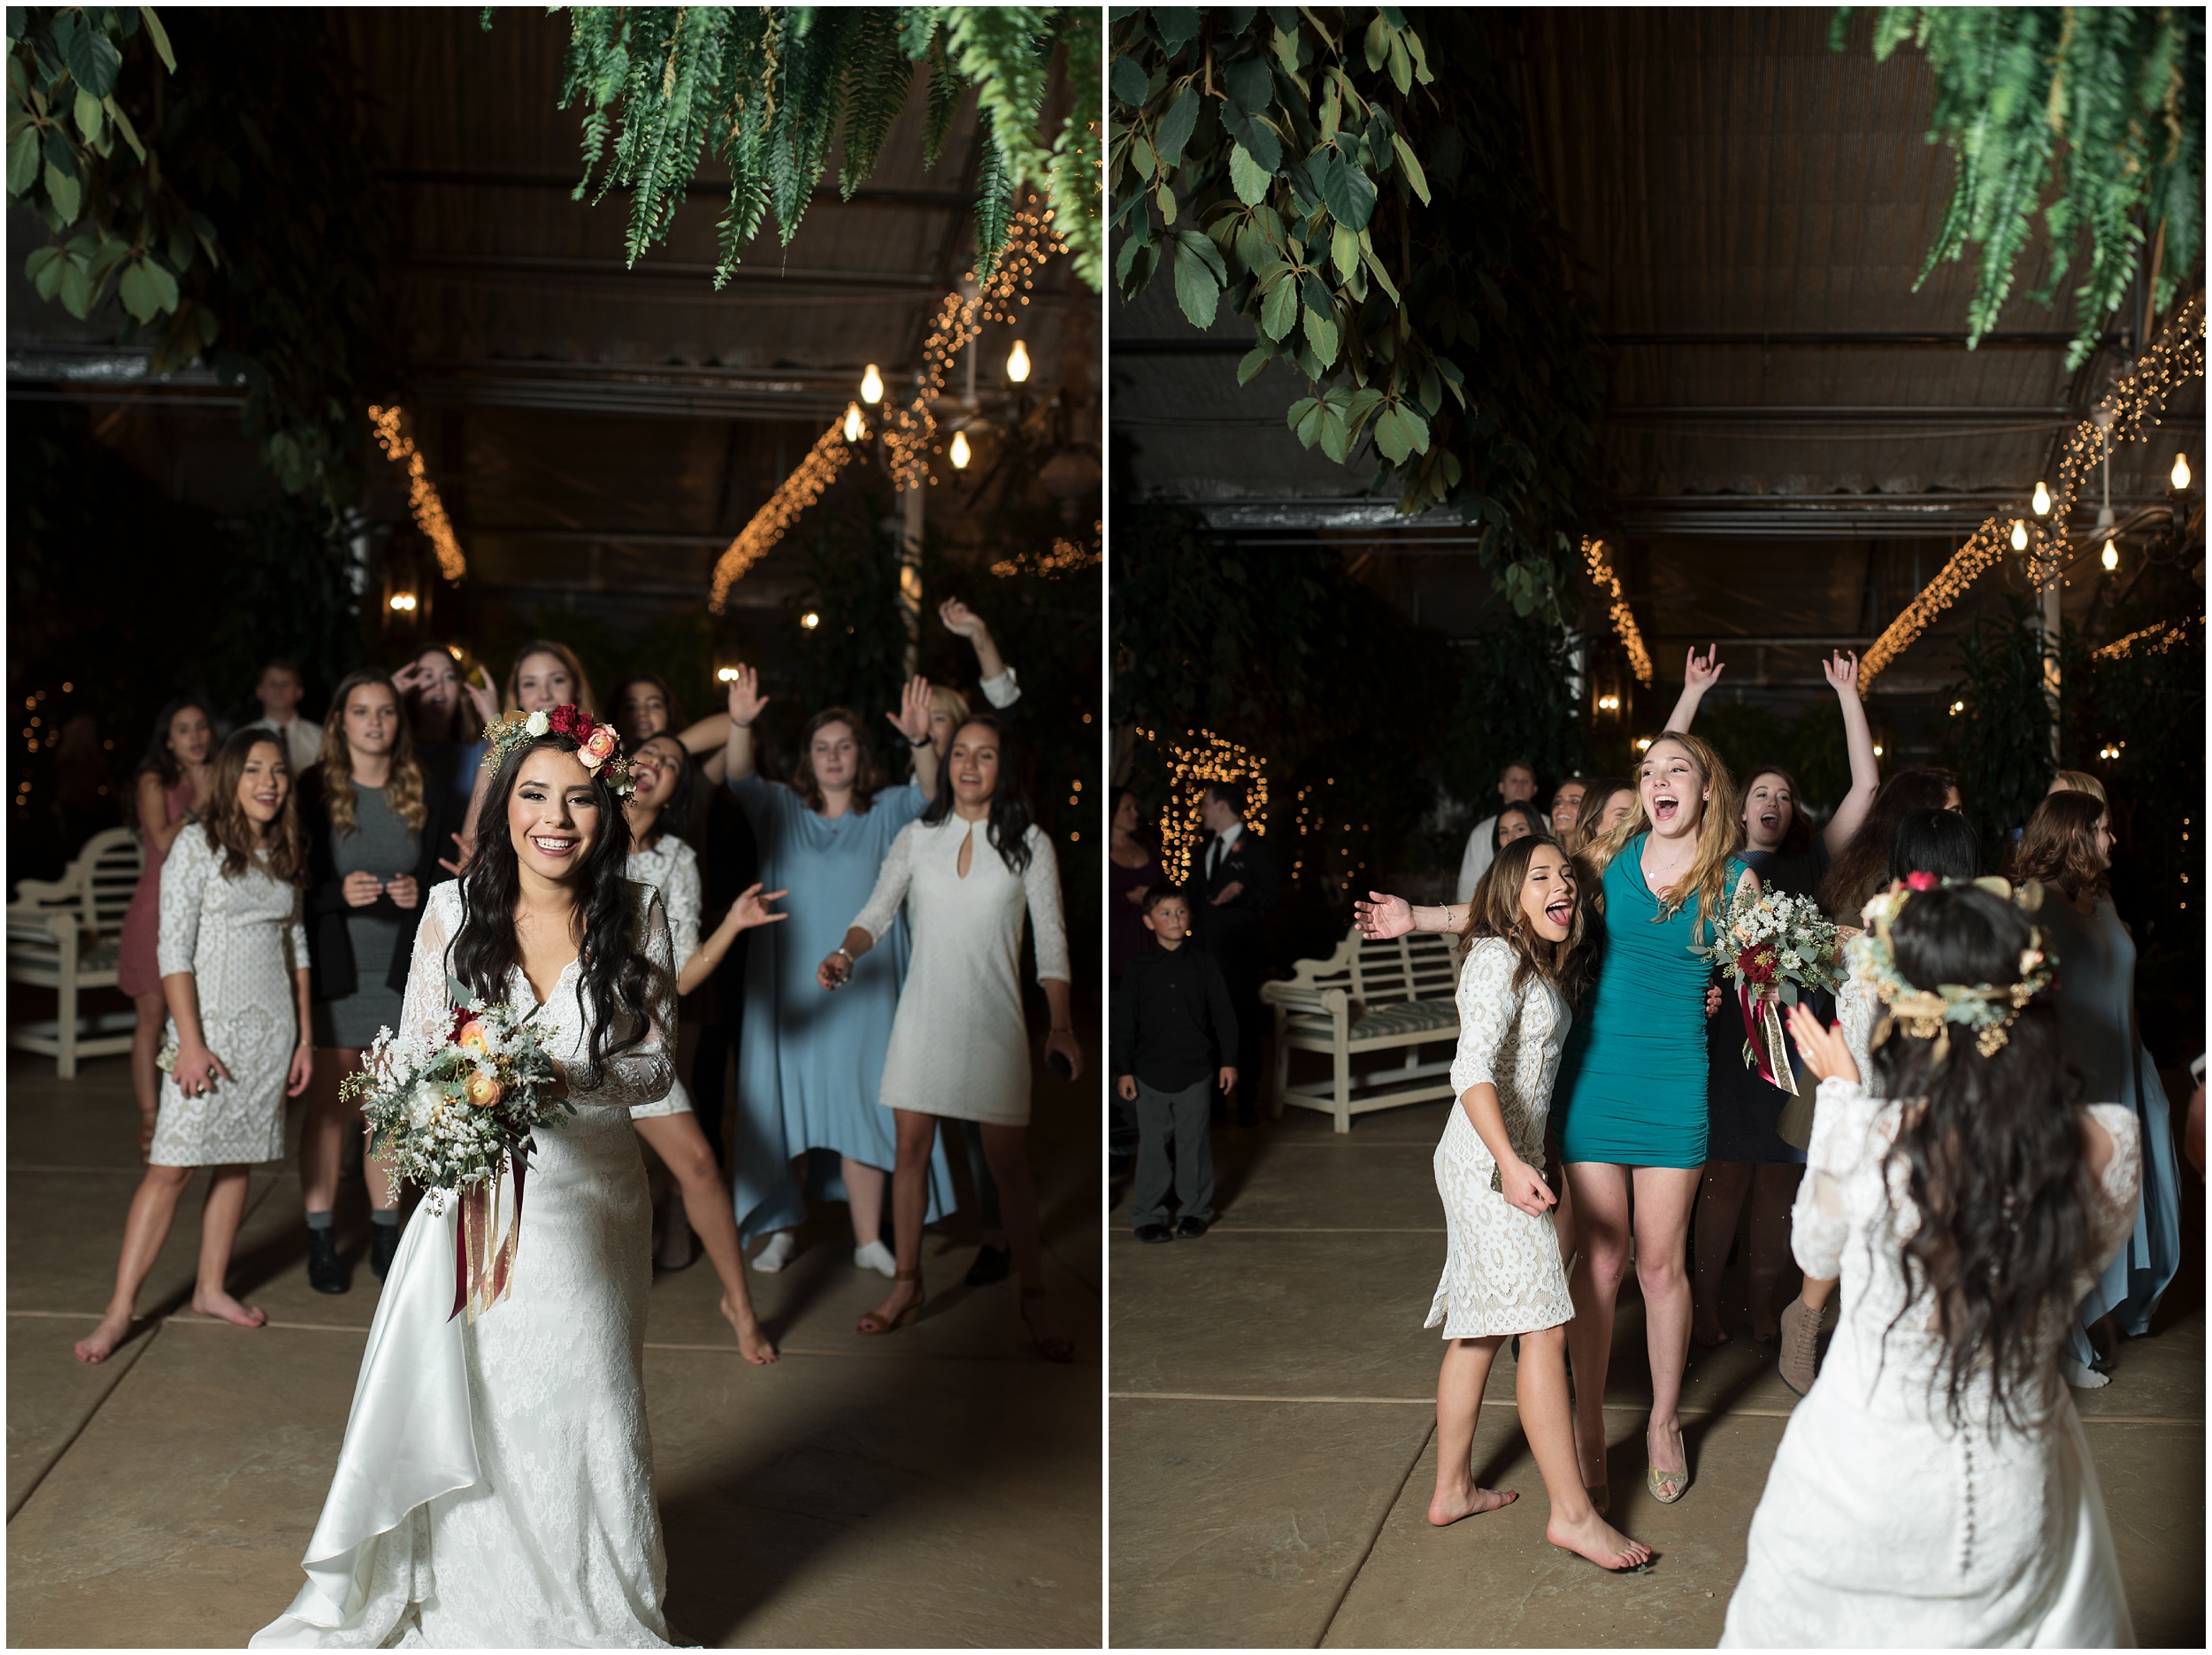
[452,731,649,1090]
[1871,883,2090,1432]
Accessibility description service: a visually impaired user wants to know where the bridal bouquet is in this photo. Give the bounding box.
[1695,888,1845,1096]
[343,977,568,1319]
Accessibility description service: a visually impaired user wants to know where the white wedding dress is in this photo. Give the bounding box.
[1723,1077,2141,1647]
[253,879,678,1649]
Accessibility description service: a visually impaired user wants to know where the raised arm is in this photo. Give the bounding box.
[940,597,1010,685]
[1816,651,1882,857]
[887,676,940,801]
[723,664,768,785]
[1663,644,1724,734]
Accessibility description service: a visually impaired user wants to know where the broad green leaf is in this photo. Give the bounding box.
[1386,35,1410,96]
[1316,146,1376,230]
[1293,397,1325,447]
[43,160,78,224]
[1223,50,1272,115]
[119,258,157,319]
[1171,230,1225,327]
[1110,54,1149,108]
[73,86,102,148]
[1155,8,1202,56]
[1478,270,1508,317]
[1259,267,1298,338]
[1286,395,1317,430]
[1304,304,1339,367]
[1237,343,1275,386]
[1398,402,1430,453]
[1330,221,1358,283]
[1131,132,1156,178]
[1271,27,1299,73]
[26,242,61,299]
[89,234,131,279]
[1356,238,1400,303]
[58,251,90,316]
[5,119,36,194]
[142,256,178,311]
[1318,74,1340,141]
[1156,182,1176,225]
[1228,141,1269,206]
[1363,14,1388,72]
[139,6,175,72]
[1345,387,1385,430]
[1221,105,1281,172]
[1156,82,1199,166]
[1300,268,1332,315]
[1391,134,1430,204]
[64,19,120,99]
[102,94,143,161]
[1373,404,1409,463]
[41,126,76,178]
[1317,406,1350,464]
[1418,363,1440,415]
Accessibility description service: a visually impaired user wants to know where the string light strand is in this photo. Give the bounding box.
[1582,538,1654,686]
[708,415,865,613]
[368,406,467,581]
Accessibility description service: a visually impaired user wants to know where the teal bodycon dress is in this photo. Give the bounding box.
[1558,838,1750,1168]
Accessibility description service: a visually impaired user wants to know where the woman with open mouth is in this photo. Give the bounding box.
[1555,731,1756,1509]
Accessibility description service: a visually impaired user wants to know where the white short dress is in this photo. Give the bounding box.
[1425,938,1576,1338]
[150,830,308,1168]
[850,816,1070,1126]
[623,836,696,1121]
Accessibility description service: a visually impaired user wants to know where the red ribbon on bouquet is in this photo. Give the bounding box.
[1736,983,1799,1098]
[449,1150,529,1323]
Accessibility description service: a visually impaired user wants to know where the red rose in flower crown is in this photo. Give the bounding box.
[477,703,635,797]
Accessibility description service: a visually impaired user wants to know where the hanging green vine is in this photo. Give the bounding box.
[1108,8,1606,625]
[1835,7,2205,367]
[500,6,1102,291]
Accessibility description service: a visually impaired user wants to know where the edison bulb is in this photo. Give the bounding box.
[860,364,884,404]
[842,402,863,442]
[2032,480,2051,516]
[2101,540,2118,571]
[949,430,972,469]
[2175,453,2193,490]
[1006,340,1031,383]
[2009,519,2027,551]
[801,611,821,631]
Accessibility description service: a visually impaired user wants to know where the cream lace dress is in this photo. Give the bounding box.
[623,835,698,1121]
[1425,938,1576,1338]
[252,878,679,1649]
[150,829,307,1167]
[1723,1079,2141,1646]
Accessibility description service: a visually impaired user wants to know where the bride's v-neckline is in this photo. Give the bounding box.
[519,954,581,1009]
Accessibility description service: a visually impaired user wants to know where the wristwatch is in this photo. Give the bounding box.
[908,732,931,747]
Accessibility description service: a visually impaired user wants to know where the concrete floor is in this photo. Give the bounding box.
[7,1036,1102,1649]
[1109,1093,2206,1649]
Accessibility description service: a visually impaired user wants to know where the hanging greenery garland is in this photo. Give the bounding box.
[1108,7,1606,625]
[500,6,1102,292]
[1834,6,2204,367]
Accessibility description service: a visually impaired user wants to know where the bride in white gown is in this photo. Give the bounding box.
[1724,877,2139,1647]
[255,716,679,1649]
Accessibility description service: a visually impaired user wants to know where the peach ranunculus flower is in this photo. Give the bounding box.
[456,1021,490,1054]
[580,725,619,767]
[464,1069,503,1108]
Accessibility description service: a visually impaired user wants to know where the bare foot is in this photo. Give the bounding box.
[1691,1320,1730,1349]
[1427,1484,1518,1527]
[858,1277,924,1335]
[720,1295,779,1365]
[1547,1506,1653,1570]
[73,1312,134,1363]
[191,1290,267,1329]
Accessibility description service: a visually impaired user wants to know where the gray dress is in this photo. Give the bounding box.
[311,783,421,1048]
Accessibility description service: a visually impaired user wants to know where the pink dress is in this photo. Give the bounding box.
[117,776,197,998]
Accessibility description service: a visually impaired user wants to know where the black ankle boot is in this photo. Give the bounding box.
[306,1229,348,1295]
[370,1221,400,1281]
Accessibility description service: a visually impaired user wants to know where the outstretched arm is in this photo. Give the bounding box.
[723,665,768,785]
[1817,651,1882,857]
[1663,644,1724,734]
[1354,893,1477,939]
[940,597,1008,683]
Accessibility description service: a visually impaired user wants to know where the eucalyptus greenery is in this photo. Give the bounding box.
[503,6,1102,291]
[1109,7,1606,624]
[1836,6,2205,367]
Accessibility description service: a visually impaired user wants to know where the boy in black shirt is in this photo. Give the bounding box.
[1111,887,1238,1243]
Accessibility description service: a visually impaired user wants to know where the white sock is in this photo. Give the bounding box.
[751,1230,797,1274]
[852,1239,896,1277]
[2062,1357,2110,1390]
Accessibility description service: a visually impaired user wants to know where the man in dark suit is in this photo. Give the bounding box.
[1187,778,1279,1127]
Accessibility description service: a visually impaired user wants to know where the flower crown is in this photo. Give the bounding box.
[1847,872,2056,1066]
[480,704,634,798]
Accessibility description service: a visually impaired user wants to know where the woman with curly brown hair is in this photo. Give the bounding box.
[2013,788,2181,1387]
[75,730,313,1363]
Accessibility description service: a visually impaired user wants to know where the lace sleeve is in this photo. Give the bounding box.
[662,843,702,970]
[851,821,918,944]
[1448,939,1517,1100]
[569,888,675,1111]
[155,828,212,977]
[1792,1077,1878,1278]
[1024,829,1071,983]
[1838,977,1878,1092]
[2078,1102,2143,1278]
[397,884,463,1046]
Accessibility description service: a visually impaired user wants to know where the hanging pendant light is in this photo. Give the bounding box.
[1005,340,1031,383]
[949,430,972,469]
[860,364,884,404]
[2174,452,2193,491]
[2009,520,2027,552]
[842,402,864,442]
[2101,540,2118,571]
[2031,480,2051,516]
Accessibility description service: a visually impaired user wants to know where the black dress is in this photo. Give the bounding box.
[1703,839,1829,1164]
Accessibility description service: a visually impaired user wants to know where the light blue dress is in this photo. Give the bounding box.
[2042,894,2181,1361]
[1559,838,1750,1168]
[727,773,956,1243]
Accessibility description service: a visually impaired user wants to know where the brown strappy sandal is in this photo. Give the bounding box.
[1021,1283,1073,1363]
[857,1269,923,1335]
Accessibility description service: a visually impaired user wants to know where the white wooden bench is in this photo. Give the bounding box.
[1260,926,1463,1132]
[7,825,143,1077]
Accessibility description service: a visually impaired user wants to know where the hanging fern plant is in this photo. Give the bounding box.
[495,6,1102,291]
[1835,6,2205,367]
